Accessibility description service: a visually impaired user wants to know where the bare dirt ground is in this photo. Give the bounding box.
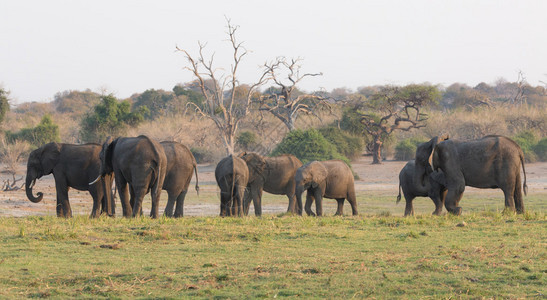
[0,156,545,217]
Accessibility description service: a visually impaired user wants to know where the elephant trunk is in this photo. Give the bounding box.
[25,176,43,203]
[295,185,304,215]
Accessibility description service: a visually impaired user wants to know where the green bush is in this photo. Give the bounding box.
[190,147,214,164]
[317,127,363,159]
[80,95,145,143]
[532,138,547,161]
[6,115,60,147]
[394,137,427,161]
[271,129,350,165]
[0,87,10,125]
[513,131,538,163]
[339,108,365,135]
[236,131,258,151]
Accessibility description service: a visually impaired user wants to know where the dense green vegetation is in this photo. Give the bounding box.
[80,95,146,143]
[6,115,60,147]
[0,87,10,126]
[271,129,350,164]
[394,137,428,161]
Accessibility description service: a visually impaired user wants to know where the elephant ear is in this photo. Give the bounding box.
[432,142,449,171]
[101,136,116,174]
[247,153,267,183]
[310,162,328,188]
[40,142,61,174]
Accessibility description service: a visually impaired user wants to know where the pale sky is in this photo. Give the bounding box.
[1,0,546,104]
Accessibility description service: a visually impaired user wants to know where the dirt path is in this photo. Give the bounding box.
[1,157,545,217]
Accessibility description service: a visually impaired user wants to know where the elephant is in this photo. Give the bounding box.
[215,155,249,217]
[25,142,114,218]
[239,152,302,216]
[397,160,447,216]
[90,135,167,218]
[161,141,199,218]
[295,160,358,216]
[415,135,527,215]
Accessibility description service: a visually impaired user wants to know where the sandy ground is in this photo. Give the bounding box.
[0,156,545,217]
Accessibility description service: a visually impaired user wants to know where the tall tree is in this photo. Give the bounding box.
[176,20,268,155]
[258,57,326,131]
[358,84,440,164]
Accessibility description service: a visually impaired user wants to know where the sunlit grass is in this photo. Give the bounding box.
[0,206,545,298]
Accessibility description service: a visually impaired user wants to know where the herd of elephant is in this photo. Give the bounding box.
[24,134,528,218]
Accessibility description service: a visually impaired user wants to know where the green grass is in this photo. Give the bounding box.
[0,207,545,298]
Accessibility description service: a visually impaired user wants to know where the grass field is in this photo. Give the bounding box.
[0,195,545,299]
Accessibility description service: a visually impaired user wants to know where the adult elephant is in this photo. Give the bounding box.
[397,160,446,216]
[90,135,167,218]
[215,155,249,217]
[26,142,114,218]
[161,141,199,218]
[295,160,358,216]
[415,135,527,215]
[239,152,302,216]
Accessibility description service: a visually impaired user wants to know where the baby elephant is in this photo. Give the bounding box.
[397,160,446,216]
[215,155,249,217]
[295,160,358,216]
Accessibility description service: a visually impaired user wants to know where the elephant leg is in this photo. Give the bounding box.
[335,198,344,216]
[88,185,101,218]
[347,189,358,216]
[220,191,229,217]
[56,184,72,218]
[131,188,147,218]
[252,187,263,216]
[403,191,415,216]
[116,175,132,217]
[444,184,465,216]
[149,183,163,219]
[286,192,297,214]
[129,186,135,210]
[314,189,323,217]
[305,190,315,216]
[101,174,115,217]
[243,190,252,216]
[513,173,525,214]
[501,175,517,213]
[235,185,246,217]
[432,190,446,216]
[163,190,177,217]
[174,190,188,218]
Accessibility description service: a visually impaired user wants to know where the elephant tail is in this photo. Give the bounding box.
[520,152,527,196]
[396,182,402,204]
[193,164,200,197]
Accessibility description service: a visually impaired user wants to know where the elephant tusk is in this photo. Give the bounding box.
[89,175,101,185]
[29,179,36,189]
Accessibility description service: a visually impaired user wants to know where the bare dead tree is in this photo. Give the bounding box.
[258,57,327,131]
[176,19,269,155]
[359,85,438,164]
[0,139,29,191]
[512,70,527,105]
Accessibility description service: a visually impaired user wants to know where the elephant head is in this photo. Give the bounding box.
[295,162,328,205]
[414,134,449,193]
[239,152,267,184]
[89,136,116,185]
[25,142,61,203]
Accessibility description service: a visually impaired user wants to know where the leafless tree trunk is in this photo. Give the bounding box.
[176,19,269,155]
